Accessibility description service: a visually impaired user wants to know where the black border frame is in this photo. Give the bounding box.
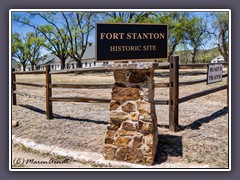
[6,7,232,174]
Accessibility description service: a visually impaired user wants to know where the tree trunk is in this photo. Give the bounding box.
[76,60,82,68]
[22,63,26,71]
[60,59,66,69]
[217,31,228,62]
[191,48,197,63]
[168,44,177,62]
[221,30,228,62]
[224,54,228,62]
[30,62,35,71]
[191,55,196,64]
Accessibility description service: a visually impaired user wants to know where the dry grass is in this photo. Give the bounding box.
[12,69,229,168]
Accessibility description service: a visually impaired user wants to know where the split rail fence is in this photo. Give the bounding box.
[12,55,228,132]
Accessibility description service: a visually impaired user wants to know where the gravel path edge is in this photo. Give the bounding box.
[12,135,210,169]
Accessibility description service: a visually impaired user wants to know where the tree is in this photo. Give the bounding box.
[12,32,28,71]
[13,12,98,69]
[153,12,191,60]
[13,12,69,69]
[25,31,43,70]
[105,12,152,23]
[184,16,209,63]
[210,12,229,62]
[62,12,96,68]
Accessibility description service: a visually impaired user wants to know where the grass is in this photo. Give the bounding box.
[52,154,69,160]
[90,162,108,168]
[12,163,26,168]
[19,144,31,152]
[12,142,133,168]
[13,142,116,168]
[18,143,76,161]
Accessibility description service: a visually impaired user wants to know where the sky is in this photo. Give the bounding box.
[11,11,96,55]
[11,10,224,57]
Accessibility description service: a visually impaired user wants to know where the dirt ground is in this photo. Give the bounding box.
[11,69,229,168]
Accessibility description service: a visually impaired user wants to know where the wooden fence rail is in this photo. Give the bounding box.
[14,82,46,87]
[12,57,228,132]
[179,73,228,86]
[50,97,111,103]
[50,84,113,89]
[13,70,46,75]
[179,62,228,69]
[13,91,45,101]
[179,85,228,104]
[155,83,169,88]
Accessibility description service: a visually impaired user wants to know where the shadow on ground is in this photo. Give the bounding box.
[179,106,228,131]
[19,104,108,125]
[17,104,228,165]
[154,106,228,164]
[158,106,228,131]
[155,134,182,164]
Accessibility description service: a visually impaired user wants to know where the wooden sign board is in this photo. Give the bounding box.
[207,63,223,84]
[96,23,168,62]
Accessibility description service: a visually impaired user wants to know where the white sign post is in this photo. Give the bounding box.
[207,63,223,84]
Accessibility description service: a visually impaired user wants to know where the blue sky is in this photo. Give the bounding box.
[11,11,220,56]
[11,11,96,55]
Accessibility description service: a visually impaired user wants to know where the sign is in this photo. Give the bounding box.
[207,63,223,84]
[96,23,168,61]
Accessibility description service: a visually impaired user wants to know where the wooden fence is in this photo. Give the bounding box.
[168,56,228,131]
[12,55,228,132]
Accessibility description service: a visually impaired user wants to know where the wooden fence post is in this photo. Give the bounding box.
[12,68,17,105]
[169,55,179,132]
[45,65,52,119]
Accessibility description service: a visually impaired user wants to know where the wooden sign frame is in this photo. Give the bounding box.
[95,23,168,62]
[207,63,223,84]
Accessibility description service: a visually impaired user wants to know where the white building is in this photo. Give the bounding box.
[36,45,111,70]
[12,58,21,71]
[211,55,224,63]
[12,58,32,71]
[36,53,62,70]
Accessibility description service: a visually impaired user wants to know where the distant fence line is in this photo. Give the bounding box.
[12,57,228,132]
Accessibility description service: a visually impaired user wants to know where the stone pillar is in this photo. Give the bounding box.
[104,63,158,165]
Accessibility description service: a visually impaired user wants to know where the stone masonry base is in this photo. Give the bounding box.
[103,64,158,165]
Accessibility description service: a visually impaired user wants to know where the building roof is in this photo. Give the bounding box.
[37,53,60,66]
[210,55,224,63]
[37,45,95,66]
[211,55,224,60]
[82,45,95,60]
